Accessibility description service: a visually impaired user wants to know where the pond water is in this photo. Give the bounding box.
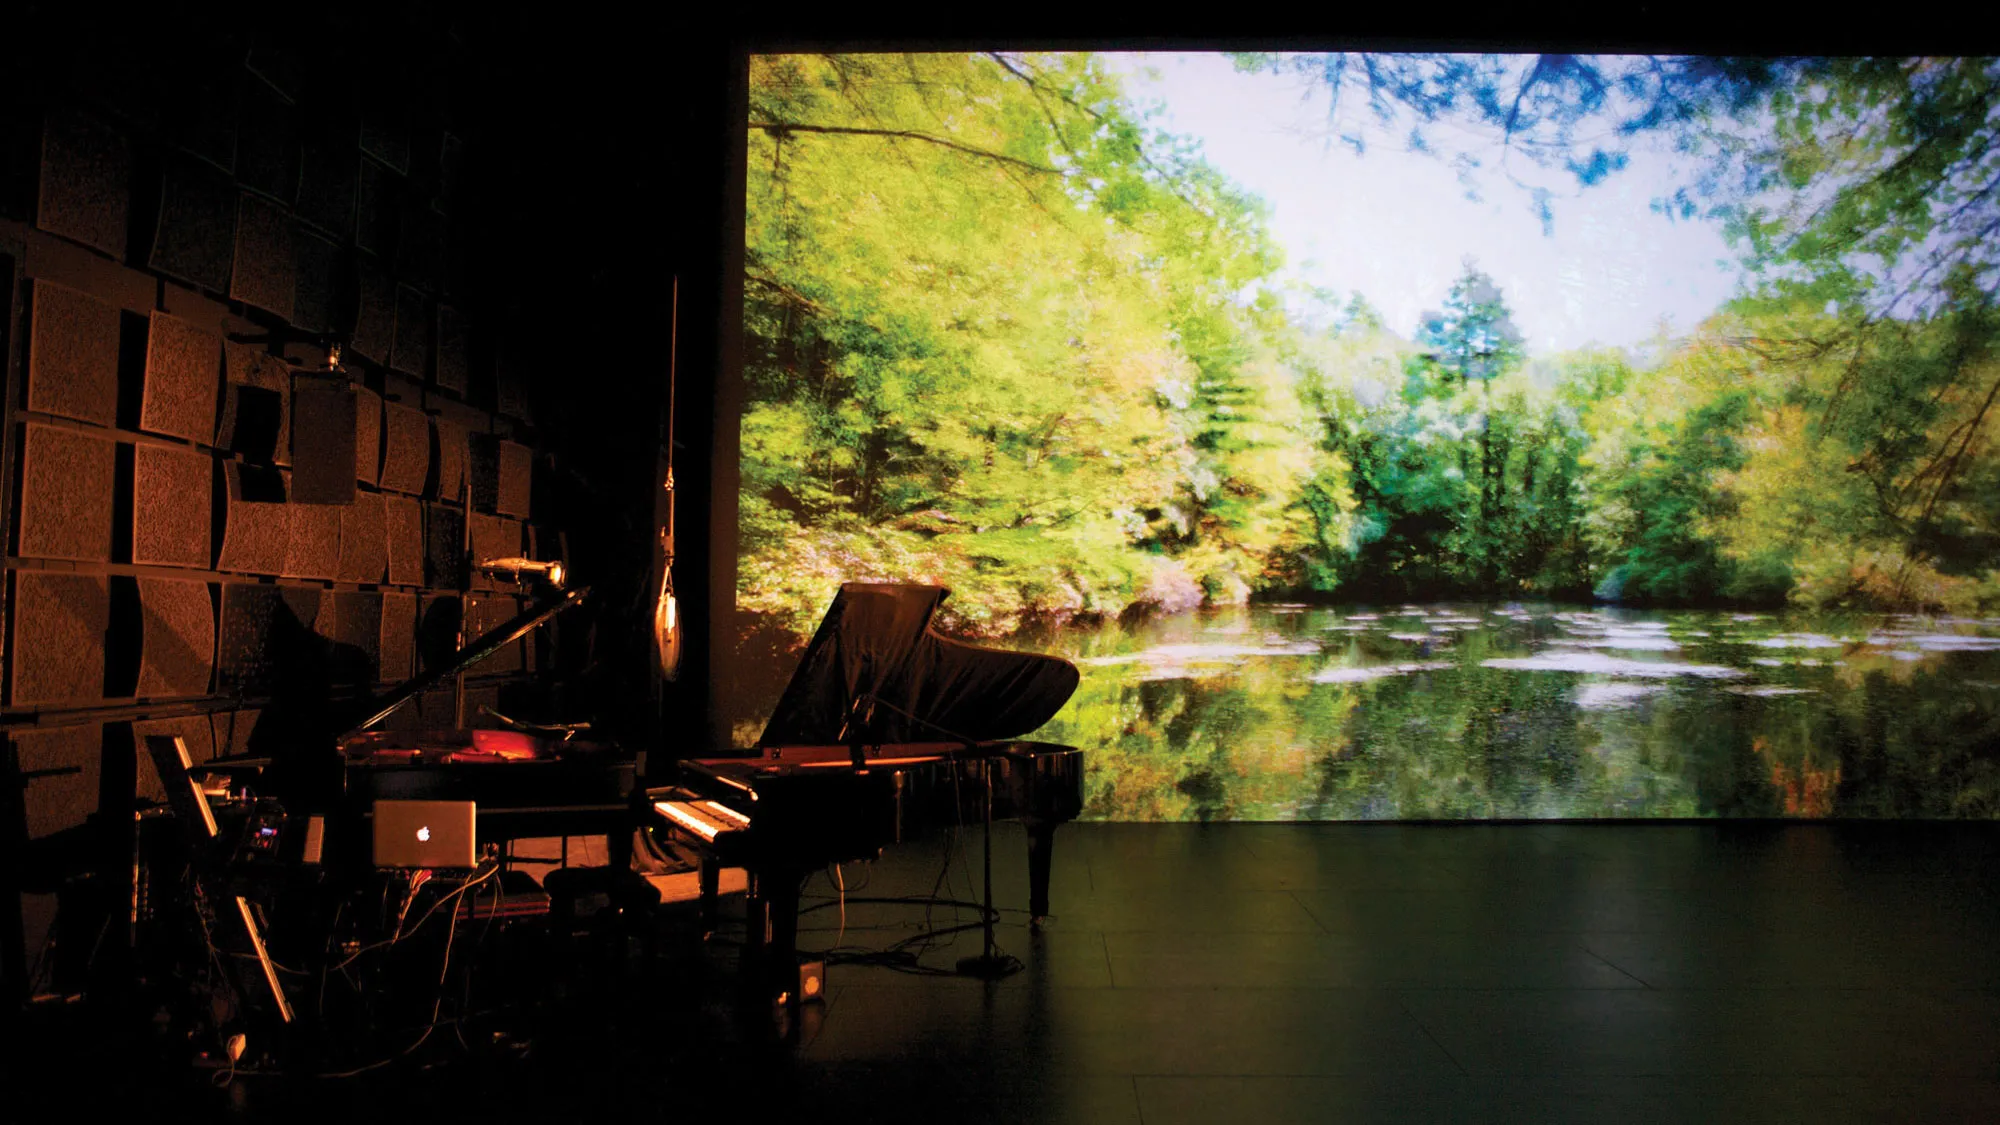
[1021,603,2000,821]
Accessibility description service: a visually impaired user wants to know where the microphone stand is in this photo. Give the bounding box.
[851,694,1021,980]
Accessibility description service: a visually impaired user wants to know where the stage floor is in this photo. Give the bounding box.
[16,822,2000,1122]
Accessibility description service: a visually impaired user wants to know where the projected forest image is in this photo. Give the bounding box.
[730,52,2000,820]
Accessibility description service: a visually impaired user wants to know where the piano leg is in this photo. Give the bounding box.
[698,858,720,935]
[1026,818,1056,926]
[745,865,804,1005]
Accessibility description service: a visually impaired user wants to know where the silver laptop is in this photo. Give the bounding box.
[373,800,478,868]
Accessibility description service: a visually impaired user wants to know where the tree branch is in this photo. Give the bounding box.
[748,120,1059,175]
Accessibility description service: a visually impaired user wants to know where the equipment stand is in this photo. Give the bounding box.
[956,755,1022,980]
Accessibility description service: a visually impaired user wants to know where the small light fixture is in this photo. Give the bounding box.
[478,557,566,590]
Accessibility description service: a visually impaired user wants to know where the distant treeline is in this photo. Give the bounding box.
[737,53,2000,641]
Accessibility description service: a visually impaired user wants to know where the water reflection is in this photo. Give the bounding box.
[1022,603,2000,821]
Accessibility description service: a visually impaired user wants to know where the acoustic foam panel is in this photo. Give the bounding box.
[389,285,431,377]
[437,133,464,212]
[132,716,214,804]
[211,708,259,758]
[425,504,465,589]
[140,311,222,442]
[230,192,296,321]
[355,157,398,255]
[396,203,445,293]
[245,38,304,102]
[432,414,465,502]
[131,442,213,569]
[135,578,215,699]
[495,346,529,423]
[417,593,461,675]
[149,156,238,294]
[9,573,108,707]
[434,304,468,394]
[235,78,299,204]
[16,423,114,561]
[468,515,522,580]
[416,689,455,727]
[217,583,280,693]
[383,495,424,586]
[359,101,411,174]
[12,724,102,838]
[283,497,342,581]
[330,591,382,687]
[354,386,382,484]
[37,107,131,257]
[379,591,415,683]
[28,280,119,426]
[168,70,238,172]
[497,441,531,519]
[216,462,289,575]
[292,227,341,336]
[297,141,358,238]
[350,263,395,364]
[465,594,523,673]
[220,344,290,465]
[377,402,430,495]
[337,490,388,583]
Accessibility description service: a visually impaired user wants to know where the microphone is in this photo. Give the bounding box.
[478,557,566,589]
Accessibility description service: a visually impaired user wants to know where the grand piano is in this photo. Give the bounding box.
[654,583,1086,998]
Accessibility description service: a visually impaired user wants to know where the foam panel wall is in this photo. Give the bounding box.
[354,386,382,484]
[468,514,521,579]
[211,708,259,758]
[28,279,120,426]
[135,577,215,699]
[140,311,222,442]
[497,440,531,519]
[216,462,289,575]
[432,414,465,501]
[390,284,431,376]
[231,191,296,321]
[425,504,465,589]
[350,263,395,364]
[16,423,114,561]
[38,107,131,257]
[235,79,299,204]
[416,593,461,674]
[283,498,342,581]
[132,716,214,803]
[296,141,357,237]
[149,156,238,294]
[377,402,430,494]
[336,490,388,583]
[217,583,283,693]
[131,443,213,569]
[10,573,108,708]
[378,591,415,682]
[383,495,424,586]
[12,724,102,838]
[292,228,341,336]
[356,157,396,255]
[435,304,469,394]
[217,343,291,463]
[331,591,383,686]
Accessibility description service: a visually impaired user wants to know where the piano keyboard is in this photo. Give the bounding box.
[654,798,751,843]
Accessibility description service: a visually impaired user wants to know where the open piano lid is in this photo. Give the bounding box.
[758,583,1080,747]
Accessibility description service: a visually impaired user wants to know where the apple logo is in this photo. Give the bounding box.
[417,826,431,842]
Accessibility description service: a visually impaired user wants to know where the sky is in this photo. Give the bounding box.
[1106,53,1747,356]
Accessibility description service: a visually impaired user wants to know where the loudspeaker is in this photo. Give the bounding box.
[291,374,357,504]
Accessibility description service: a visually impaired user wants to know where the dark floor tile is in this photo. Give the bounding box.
[1105,928,1643,989]
[1399,987,2000,1078]
[809,984,1461,1078]
[1583,928,2000,989]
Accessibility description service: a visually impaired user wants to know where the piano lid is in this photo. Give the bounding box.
[757,583,1080,748]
